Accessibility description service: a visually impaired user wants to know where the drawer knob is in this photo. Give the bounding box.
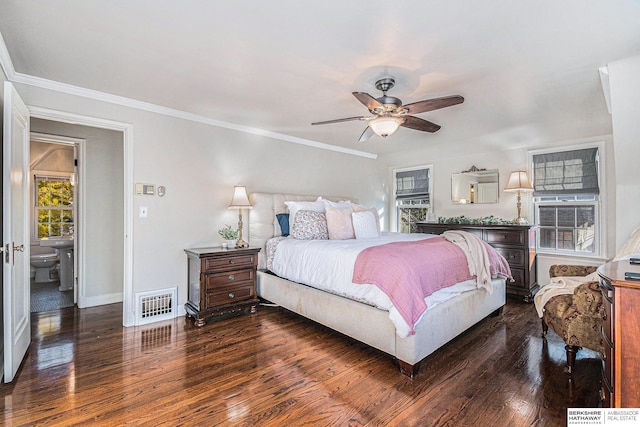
[228,275,235,281]
[229,259,235,264]
[228,292,235,299]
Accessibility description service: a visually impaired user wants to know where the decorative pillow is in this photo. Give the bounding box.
[285,198,324,231]
[325,205,355,240]
[352,204,381,233]
[291,210,329,240]
[352,211,380,239]
[276,213,290,236]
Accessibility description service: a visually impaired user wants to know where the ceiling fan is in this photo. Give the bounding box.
[311,78,464,142]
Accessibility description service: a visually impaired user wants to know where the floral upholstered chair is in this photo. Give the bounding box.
[541,265,602,374]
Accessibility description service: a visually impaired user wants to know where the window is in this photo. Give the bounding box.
[394,166,432,233]
[532,146,601,256]
[35,175,74,239]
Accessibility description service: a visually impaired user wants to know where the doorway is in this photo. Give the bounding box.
[29,117,127,314]
[29,133,80,312]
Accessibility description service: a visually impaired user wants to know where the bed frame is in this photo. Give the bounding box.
[248,192,506,377]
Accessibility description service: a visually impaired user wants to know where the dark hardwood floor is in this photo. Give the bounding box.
[0,299,601,426]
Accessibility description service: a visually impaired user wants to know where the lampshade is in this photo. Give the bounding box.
[504,171,533,192]
[228,185,252,209]
[369,117,403,137]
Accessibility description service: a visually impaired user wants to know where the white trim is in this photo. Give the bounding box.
[599,66,611,115]
[81,292,124,308]
[0,31,15,78]
[28,107,135,327]
[0,33,376,160]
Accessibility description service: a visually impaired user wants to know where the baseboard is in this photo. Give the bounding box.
[79,292,123,308]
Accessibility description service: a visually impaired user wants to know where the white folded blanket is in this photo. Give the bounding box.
[533,272,600,318]
[443,230,493,292]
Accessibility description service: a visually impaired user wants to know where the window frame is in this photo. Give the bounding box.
[528,142,606,258]
[32,171,75,242]
[392,164,433,233]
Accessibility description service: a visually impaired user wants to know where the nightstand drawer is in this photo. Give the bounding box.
[206,269,255,289]
[205,254,257,271]
[484,229,525,245]
[509,268,525,288]
[207,284,255,307]
[493,247,525,266]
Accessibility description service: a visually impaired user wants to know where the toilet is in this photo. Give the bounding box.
[30,249,60,283]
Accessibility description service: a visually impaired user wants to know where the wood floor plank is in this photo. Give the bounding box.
[0,300,601,426]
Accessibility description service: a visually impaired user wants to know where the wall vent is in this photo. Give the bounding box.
[135,287,177,325]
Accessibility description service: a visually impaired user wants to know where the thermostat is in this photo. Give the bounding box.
[135,183,155,195]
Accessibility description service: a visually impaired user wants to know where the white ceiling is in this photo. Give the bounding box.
[1,1,639,157]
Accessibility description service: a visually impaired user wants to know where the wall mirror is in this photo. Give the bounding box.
[451,166,499,204]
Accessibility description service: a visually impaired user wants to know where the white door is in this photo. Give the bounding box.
[3,82,31,383]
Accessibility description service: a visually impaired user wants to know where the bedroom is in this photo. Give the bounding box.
[1,1,640,425]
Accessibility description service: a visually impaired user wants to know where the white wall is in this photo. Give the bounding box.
[13,83,383,316]
[608,54,640,253]
[379,133,616,285]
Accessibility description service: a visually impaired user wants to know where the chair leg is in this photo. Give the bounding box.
[564,345,580,375]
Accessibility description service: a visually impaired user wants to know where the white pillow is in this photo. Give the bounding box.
[320,198,352,209]
[352,204,381,233]
[285,198,325,231]
[352,211,380,239]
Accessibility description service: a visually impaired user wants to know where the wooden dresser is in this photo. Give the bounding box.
[184,247,261,327]
[416,222,538,301]
[597,260,640,408]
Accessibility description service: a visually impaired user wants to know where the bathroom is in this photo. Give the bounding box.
[29,133,77,312]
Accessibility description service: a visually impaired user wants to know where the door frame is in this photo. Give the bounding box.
[30,132,84,305]
[29,107,135,326]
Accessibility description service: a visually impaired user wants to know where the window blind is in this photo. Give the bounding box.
[396,168,430,202]
[532,147,599,196]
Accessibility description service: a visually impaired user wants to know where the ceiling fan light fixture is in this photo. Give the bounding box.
[369,116,403,137]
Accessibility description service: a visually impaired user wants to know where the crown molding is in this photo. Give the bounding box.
[0,31,15,79]
[0,31,377,160]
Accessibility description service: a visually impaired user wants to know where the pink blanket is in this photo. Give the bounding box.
[352,237,510,334]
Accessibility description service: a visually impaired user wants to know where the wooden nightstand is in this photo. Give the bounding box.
[184,246,261,327]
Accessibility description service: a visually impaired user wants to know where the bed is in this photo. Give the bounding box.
[249,192,508,377]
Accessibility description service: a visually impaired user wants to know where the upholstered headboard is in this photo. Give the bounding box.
[248,192,355,270]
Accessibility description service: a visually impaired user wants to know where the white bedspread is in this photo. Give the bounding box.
[271,232,479,337]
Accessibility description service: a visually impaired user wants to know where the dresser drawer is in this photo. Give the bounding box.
[601,287,614,347]
[484,229,525,245]
[601,364,612,407]
[206,269,255,289]
[493,247,525,266]
[602,331,613,390]
[206,283,256,308]
[508,268,525,288]
[204,254,257,271]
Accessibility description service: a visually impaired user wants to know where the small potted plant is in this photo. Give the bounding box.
[218,224,238,248]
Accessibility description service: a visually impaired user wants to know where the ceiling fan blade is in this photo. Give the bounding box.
[399,115,441,133]
[311,116,367,125]
[401,95,464,115]
[358,126,375,142]
[352,92,384,111]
